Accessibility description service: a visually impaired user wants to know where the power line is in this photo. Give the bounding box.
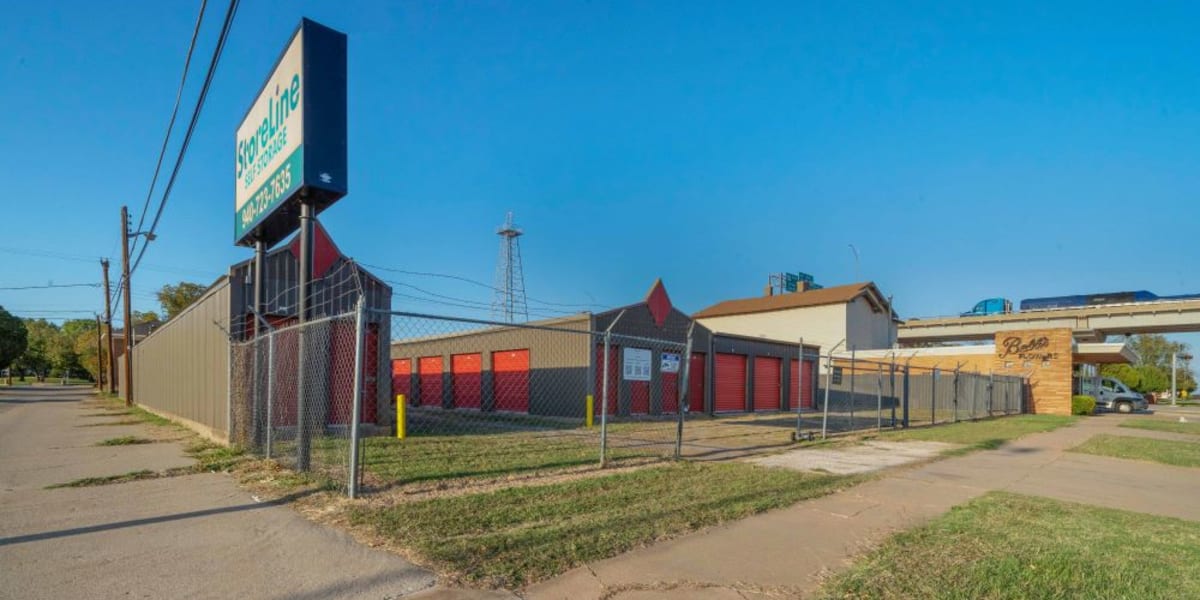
[361,262,607,309]
[130,0,210,260]
[0,283,101,290]
[131,0,239,275]
[379,278,581,318]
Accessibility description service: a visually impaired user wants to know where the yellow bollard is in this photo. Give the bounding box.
[586,394,594,428]
[396,394,407,440]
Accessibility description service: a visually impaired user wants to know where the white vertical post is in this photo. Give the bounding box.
[347,295,367,498]
[1172,351,1178,407]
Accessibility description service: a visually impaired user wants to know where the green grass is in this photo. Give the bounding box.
[880,415,1077,455]
[97,436,154,446]
[350,461,858,586]
[1120,419,1200,437]
[47,469,158,488]
[1070,434,1200,468]
[355,431,648,487]
[818,491,1200,599]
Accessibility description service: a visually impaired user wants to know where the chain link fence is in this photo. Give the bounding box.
[799,355,1026,437]
[230,297,1030,497]
[372,312,690,494]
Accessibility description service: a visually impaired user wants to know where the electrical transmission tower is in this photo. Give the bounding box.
[491,211,528,323]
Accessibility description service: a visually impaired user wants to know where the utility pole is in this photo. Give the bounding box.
[120,205,134,406]
[95,314,104,390]
[101,258,117,394]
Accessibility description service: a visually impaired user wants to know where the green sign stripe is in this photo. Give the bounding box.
[235,148,303,242]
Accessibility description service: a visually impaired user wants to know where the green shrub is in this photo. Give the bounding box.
[1072,395,1096,416]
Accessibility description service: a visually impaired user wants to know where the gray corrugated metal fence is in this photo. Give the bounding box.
[131,279,232,439]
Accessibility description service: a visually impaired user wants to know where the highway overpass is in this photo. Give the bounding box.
[899,298,1200,345]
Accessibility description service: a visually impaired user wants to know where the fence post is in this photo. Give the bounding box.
[876,363,883,432]
[848,346,856,430]
[890,356,898,428]
[821,351,833,439]
[348,295,367,498]
[675,326,694,459]
[902,359,911,428]
[952,365,960,424]
[988,372,994,417]
[793,337,804,439]
[600,330,612,468]
[265,330,275,459]
[931,367,938,425]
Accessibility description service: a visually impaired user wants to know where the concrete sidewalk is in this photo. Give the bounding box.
[524,414,1200,600]
[0,386,436,600]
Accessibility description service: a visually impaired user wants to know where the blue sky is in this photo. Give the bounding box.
[1,1,1197,352]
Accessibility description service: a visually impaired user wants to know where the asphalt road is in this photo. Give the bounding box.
[0,386,436,600]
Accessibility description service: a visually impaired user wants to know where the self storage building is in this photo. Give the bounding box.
[124,223,392,443]
[390,280,820,419]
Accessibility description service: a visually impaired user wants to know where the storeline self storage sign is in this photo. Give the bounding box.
[235,18,347,247]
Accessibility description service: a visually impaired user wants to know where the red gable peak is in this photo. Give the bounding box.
[644,279,672,328]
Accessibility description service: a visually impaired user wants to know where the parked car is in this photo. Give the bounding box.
[1095,377,1149,414]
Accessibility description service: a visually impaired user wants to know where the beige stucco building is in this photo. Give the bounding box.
[693,282,900,357]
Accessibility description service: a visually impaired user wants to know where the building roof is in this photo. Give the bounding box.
[693,282,893,319]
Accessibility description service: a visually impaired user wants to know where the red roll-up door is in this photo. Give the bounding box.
[630,382,650,414]
[753,356,781,411]
[594,344,619,416]
[492,349,530,412]
[790,358,816,409]
[689,353,706,412]
[328,322,381,425]
[802,359,815,409]
[418,356,443,407]
[451,353,482,409]
[271,326,300,426]
[392,359,412,402]
[714,353,747,413]
[661,371,678,413]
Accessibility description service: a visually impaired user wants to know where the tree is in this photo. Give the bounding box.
[59,319,98,381]
[1102,334,1195,395]
[16,319,58,382]
[156,281,206,320]
[0,306,27,385]
[132,311,161,325]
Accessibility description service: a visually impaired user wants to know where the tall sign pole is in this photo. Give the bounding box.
[235,19,347,471]
[120,205,134,406]
[101,258,117,394]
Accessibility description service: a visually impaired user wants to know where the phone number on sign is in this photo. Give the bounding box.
[241,163,295,228]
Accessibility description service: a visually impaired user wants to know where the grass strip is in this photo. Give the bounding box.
[353,432,649,487]
[880,415,1076,455]
[350,461,857,587]
[1119,419,1200,437]
[47,470,158,488]
[97,436,154,446]
[1070,434,1200,468]
[818,491,1200,599]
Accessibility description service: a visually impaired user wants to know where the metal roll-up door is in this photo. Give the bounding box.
[492,349,530,412]
[753,356,781,411]
[451,353,482,409]
[392,358,412,403]
[689,353,706,413]
[714,353,747,413]
[418,356,443,407]
[802,358,815,409]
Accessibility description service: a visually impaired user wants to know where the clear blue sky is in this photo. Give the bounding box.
[1,1,1197,353]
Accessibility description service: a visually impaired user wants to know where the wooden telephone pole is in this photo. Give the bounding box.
[101,258,117,394]
[120,206,134,406]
